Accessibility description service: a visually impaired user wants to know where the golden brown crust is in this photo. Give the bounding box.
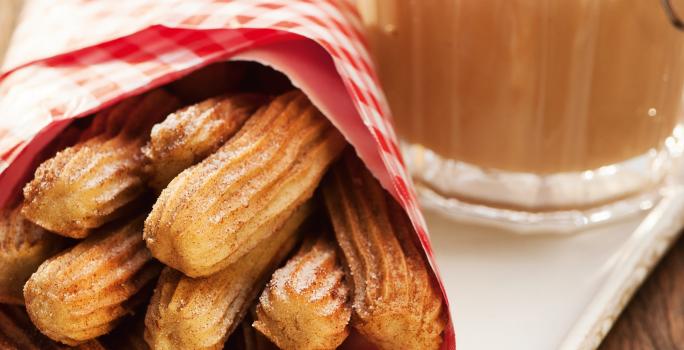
[144,90,346,277]
[23,215,161,345]
[322,151,446,350]
[143,93,267,190]
[0,207,66,305]
[21,90,180,238]
[253,235,351,350]
[0,305,105,349]
[144,203,311,350]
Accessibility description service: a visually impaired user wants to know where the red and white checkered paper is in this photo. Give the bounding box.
[0,0,455,347]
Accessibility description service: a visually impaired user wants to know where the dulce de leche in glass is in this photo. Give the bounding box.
[358,0,684,231]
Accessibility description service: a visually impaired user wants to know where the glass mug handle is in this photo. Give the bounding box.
[662,0,684,30]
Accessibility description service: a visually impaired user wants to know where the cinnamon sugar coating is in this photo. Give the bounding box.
[254,235,351,350]
[143,93,267,190]
[24,215,161,345]
[144,203,311,350]
[22,90,180,238]
[0,206,65,304]
[144,91,345,277]
[322,151,446,350]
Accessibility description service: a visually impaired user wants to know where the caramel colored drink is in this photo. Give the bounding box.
[358,1,684,230]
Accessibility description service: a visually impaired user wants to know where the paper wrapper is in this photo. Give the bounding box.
[0,0,455,347]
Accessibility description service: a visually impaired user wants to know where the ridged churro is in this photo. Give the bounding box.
[24,215,161,345]
[0,305,105,349]
[22,90,180,238]
[144,203,311,350]
[0,206,65,305]
[144,90,345,277]
[143,93,266,190]
[322,151,446,350]
[254,235,351,350]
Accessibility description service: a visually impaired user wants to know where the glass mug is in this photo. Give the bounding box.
[358,0,684,232]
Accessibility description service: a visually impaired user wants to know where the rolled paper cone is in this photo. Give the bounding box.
[0,1,454,348]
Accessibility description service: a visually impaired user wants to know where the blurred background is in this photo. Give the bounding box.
[0,0,22,66]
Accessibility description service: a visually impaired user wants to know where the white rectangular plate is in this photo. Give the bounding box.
[430,187,684,350]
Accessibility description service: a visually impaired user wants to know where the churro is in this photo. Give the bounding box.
[322,151,446,350]
[144,91,345,277]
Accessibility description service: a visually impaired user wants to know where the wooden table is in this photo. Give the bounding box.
[1,1,683,349]
[599,234,684,350]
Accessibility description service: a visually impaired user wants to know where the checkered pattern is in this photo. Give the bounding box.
[0,1,454,346]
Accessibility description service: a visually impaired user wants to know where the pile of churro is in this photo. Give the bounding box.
[0,62,446,350]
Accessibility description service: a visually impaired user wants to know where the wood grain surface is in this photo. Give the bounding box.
[0,1,683,349]
[599,234,684,350]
